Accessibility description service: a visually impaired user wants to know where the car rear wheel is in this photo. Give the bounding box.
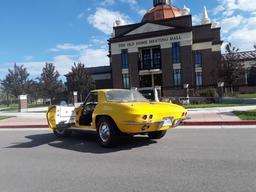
[97,117,119,147]
[148,130,167,139]
[53,128,72,138]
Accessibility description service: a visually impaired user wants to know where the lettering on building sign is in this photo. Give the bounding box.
[118,35,182,48]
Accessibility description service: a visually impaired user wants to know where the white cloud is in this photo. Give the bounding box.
[138,9,147,16]
[246,17,256,29]
[212,0,256,50]
[24,56,34,61]
[90,38,107,46]
[221,16,256,50]
[79,48,109,67]
[12,47,109,78]
[192,14,202,25]
[214,0,256,16]
[119,0,137,5]
[221,15,243,33]
[236,0,256,12]
[88,8,132,34]
[227,28,256,51]
[49,43,89,52]
[101,0,138,7]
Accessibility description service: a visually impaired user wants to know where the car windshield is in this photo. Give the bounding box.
[106,90,148,103]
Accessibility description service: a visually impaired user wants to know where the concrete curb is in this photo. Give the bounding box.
[182,121,256,126]
[0,125,49,129]
[0,121,256,129]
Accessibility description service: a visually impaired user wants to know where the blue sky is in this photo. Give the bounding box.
[0,0,256,80]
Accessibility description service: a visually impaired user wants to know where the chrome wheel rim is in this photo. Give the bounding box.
[99,122,110,143]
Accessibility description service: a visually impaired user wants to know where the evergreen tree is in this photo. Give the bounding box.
[39,63,64,104]
[65,63,95,102]
[1,64,30,98]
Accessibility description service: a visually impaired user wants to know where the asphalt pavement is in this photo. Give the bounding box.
[0,128,256,192]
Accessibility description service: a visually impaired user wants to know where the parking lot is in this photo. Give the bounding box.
[0,128,256,192]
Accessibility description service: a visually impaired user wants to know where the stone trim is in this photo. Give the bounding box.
[139,69,162,76]
[122,69,129,74]
[111,32,192,55]
[195,67,202,72]
[173,63,181,69]
[192,42,222,52]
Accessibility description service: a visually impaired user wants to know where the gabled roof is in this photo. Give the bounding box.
[124,23,175,36]
[222,50,256,61]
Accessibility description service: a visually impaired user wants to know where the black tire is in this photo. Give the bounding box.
[96,116,120,147]
[53,128,72,138]
[148,130,167,140]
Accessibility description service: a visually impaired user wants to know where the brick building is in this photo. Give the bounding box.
[109,0,222,96]
[87,66,112,89]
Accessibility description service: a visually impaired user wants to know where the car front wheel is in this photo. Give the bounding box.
[96,117,119,147]
[53,128,72,138]
[148,130,167,139]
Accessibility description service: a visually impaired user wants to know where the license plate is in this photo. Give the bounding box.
[162,118,173,126]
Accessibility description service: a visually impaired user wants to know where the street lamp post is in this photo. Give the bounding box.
[183,84,190,104]
[73,91,78,105]
[217,82,224,103]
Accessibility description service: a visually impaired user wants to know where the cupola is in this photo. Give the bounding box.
[142,0,181,22]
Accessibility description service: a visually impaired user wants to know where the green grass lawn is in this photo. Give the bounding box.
[184,103,254,109]
[235,94,256,99]
[0,106,18,112]
[233,110,256,120]
[0,116,15,120]
[0,103,48,112]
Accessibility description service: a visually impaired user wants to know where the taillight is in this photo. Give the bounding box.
[149,115,153,119]
[142,115,147,120]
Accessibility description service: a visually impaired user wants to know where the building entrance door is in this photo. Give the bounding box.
[140,74,162,88]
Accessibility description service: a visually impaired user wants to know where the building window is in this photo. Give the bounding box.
[142,49,151,69]
[174,69,181,87]
[122,73,130,89]
[152,48,161,68]
[121,49,128,69]
[172,42,180,64]
[196,72,203,87]
[194,51,202,67]
[140,47,161,70]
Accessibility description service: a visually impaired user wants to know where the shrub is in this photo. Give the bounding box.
[195,88,219,98]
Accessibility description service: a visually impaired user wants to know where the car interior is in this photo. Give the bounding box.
[79,92,98,126]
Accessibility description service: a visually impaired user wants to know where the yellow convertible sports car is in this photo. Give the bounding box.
[47,89,187,147]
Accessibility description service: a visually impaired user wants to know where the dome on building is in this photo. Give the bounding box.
[142,0,181,22]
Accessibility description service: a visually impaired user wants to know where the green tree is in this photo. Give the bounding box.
[27,79,41,104]
[39,63,64,104]
[65,63,95,102]
[220,43,244,93]
[1,64,30,98]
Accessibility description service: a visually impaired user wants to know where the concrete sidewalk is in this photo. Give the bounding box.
[0,105,256,128]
